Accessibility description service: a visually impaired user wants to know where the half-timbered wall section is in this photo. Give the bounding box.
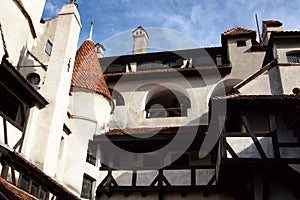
[213,95,300,199]
[92,127,233,199]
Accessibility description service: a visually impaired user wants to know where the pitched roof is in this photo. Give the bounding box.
[0,177,38,200]
[263,20,283,27]
[212,94,300,100]
[72,40,112,101]
[103,125,208,136]
[104,66,231,82]
[223,27,256,36]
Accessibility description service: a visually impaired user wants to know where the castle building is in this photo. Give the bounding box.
[0,1,299,200]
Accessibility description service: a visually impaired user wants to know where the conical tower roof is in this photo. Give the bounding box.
[72,40,112,101]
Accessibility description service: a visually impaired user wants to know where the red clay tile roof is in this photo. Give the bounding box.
[105,126,208,136]
[0,178,38,200]
[104,66,231,77]
[263,20,283,27]
[223,27,256,36]
[212,94,300,100]
[72,40,112,101]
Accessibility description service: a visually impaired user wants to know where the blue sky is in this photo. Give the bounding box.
[42,0,300,56]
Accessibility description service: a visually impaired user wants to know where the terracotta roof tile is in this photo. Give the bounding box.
[72,40,112,101]
[212,94,300,100]
[0,178,38,200]
[263,20,283,27]
[223,27,256,36]
[105,126,208,136]
[104,66,231,77]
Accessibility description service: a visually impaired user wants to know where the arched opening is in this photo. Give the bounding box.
[109,88,125,106]
[145,87,191,118]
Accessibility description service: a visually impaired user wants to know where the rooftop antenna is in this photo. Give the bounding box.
[255,13,262,44]
[88,20,95,41]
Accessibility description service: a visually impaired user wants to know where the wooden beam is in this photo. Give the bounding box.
[240,114,267,159]
[263,175,269,200]
[0,162,9,179]
[269,114,280,158]
[3,118,8,145]
[11,166,16,185]
[223,139,239,159]
[132,170,137,187]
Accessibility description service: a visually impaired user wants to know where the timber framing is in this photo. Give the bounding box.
[0,56,48,108]
[96,166,217,199]
[0,144,80,200]
[213,94,300,199]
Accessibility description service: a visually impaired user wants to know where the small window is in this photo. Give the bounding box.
[236,40,246,47]
[287,52,300,63]
[27,73,40,85]
[39,188,48,200]
[81,175,94,199]
[216,54,222,65]
[58,137,64,160]
[19,176,29,191]
[45,40,53,56]
[30,182,39,197]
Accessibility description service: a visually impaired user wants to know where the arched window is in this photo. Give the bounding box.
[26,73,40,85]
[287,52,300,63]
[109,88,125,106]
[145,89,190,118]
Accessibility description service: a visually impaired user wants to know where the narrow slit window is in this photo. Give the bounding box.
[45,40,53,56]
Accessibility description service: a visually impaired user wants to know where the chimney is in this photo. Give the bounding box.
[95,43,105,58]
[132,26,149,54]
[262,20,283,45]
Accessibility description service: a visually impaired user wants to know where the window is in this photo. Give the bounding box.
[81,175,94,199]
[58,137,64,160]
[287,52,300,63]
[236,40,246,47]
[145,88,191,118]
[39,188,47,200]
[19,176,29,191]
[27,73,40,85]
[30,182,39,197]
[216,54,222,65]
[45,40,53,56]
[86,140,97,166]
[0,84,29,130]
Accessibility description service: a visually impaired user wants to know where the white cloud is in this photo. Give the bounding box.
[43,0,300,55]
[43,0,62,19]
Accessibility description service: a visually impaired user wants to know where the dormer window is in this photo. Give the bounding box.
[236,40,246,47]
[287,52,300,63]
